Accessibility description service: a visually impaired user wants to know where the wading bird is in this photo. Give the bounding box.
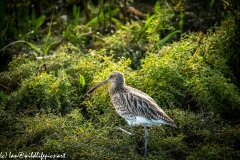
[84,71,177,157]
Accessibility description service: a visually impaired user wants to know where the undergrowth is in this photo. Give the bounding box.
[0,4,240,160]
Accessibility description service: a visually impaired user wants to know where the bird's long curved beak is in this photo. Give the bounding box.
[83,79,109,97]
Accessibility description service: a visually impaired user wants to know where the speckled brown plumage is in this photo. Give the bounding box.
[84,71,177,157]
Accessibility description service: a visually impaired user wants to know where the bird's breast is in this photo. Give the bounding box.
[110,94,135,120]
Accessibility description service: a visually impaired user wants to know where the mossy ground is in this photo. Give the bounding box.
[1,3,240,160]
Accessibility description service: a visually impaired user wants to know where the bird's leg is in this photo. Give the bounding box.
[117,125,134,136]
[144,125,149,157]
[130,125,134,136]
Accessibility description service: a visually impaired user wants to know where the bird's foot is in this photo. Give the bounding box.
[117,127,133,136]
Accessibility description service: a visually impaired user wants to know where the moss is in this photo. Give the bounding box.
[139,29,240,119]
[0,5,240,159]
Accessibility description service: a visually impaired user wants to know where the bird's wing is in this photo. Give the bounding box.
[124,86,176,126]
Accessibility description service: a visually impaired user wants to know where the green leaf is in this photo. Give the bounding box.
[144,14,154,31]
[87,0,96,13]
[73,5,80,25]
[0,91,7,104]
[179,11,184,31]
[0,40,43,55]
[79,74,85,88]
[43,12,54,55]
[111,18,123,28]
[73,5,78,18]
[106,8,120,17]
[31,9,36,27]
[43,40,61,55]
[86,16,98,27]
[158,30,181,45]
[99,9,104,23]
[35,15,45,31]
[25,41,43,55]
[209,0,214,8]
[43,44,51,55]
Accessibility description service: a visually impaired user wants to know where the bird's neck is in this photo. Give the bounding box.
[109,83,125,94]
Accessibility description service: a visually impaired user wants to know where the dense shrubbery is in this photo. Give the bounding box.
[140,32,240,119]
[0,2,240,159]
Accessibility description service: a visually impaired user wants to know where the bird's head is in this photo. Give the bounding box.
[107,71,125,85]
[83,71,125,97]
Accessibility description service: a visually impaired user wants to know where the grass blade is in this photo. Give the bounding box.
[79,74,85,88]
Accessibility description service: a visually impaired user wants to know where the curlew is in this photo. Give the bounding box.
[84,71,177,157]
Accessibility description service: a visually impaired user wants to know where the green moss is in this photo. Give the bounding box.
[0,6,240,159]
[139,29,240,118]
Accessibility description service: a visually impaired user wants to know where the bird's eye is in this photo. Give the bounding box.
[109,75,113,78]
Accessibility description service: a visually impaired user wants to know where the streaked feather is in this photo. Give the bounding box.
[85,71,177,128]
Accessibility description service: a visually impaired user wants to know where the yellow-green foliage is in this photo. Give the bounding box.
[0,7,240,160]
[139,31,240,118]
[1,106,239,159]
[5,46,132,114]
[9,71,73,113]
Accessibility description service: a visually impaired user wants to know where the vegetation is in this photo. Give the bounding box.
[0,0,240,159]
